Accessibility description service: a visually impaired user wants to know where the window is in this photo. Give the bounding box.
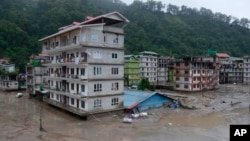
[112,53,118,59]
[71,68,74,75]
[81,68,85,75]
[111,98,119,105]
[112,82,119,90]
[176,62,180,66]
[176,84,180,88]
[185,77,189,81]
[81,101,85,108]
[184,85,188,89]
[112,68,119,75]
[94,99,102,108]
[56,94,59,100]
[71,98,75,105]
[93,51,101,58]
[71,83,74,90]
[176,77,180,81]
[91,34,98,42]
[94,83,102,92]
[81,85,85,92]
[51,93,54,99]
[185,70,189,74]
[113,34,118,44]
[94,67,102,75]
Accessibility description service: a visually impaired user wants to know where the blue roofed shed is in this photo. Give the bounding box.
[124,90,173,111]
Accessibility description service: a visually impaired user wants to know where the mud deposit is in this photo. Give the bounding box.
[0,84,249,141]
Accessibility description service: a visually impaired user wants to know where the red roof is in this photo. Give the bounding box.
[85,16,94,21]
[217,53,230,58]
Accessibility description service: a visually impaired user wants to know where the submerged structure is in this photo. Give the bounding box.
[39,12,129,117]
[0,58,19,91]
[173,56,219,91]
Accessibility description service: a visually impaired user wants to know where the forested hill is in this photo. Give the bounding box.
[1,0,250,71]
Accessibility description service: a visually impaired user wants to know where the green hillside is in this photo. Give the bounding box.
[0,0,250,71]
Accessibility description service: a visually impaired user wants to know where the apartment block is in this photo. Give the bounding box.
[26,55,47,95]
[39,12,129,117]
[243,56,250,84]
[173,56,219,91]
[157,56,174,85]
[124,55,140,86]
[227,57,243,84]
[139,51,158,84]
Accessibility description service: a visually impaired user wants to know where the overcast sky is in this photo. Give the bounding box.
[122,0,250,19]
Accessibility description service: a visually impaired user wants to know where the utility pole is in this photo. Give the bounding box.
[39,101,46,132]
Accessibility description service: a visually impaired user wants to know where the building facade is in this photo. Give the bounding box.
[243,56,250,84]
[139,51,158,84]
[219,54,244,84]
[157,56,173,85]
[39,12,129,116]
[26,55,47,95]
[124,55,140,86]
[173,56,219,91]
[227,57,244,84]
[0,59,18,90]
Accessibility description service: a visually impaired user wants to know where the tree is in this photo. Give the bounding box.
[138,78,155,91]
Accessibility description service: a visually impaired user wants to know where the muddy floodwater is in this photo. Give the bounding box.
[0,84,249,141]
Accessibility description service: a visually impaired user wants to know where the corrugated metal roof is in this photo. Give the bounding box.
[124,90,158,108]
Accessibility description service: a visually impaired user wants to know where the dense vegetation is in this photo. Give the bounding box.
[1,0,250,72]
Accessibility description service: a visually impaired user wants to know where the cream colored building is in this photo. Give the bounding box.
[39,12,129,117]
[139,51,158,84]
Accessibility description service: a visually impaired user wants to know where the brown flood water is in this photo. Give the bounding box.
[0,84,249,141]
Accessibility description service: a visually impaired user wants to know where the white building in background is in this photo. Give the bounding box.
[243,56,250,84]
[0,59,18,91]
[39,12,129,117]
[139,51,158,84]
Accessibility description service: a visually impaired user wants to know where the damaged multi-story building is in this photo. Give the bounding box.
[173,56,219,91]
[218,53,244,84]
[39,12,129,118]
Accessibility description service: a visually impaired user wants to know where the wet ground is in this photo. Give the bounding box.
[0,84,249,141]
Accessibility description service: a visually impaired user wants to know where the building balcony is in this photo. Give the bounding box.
[43,57,87,66]
[43,98,88,116]
[44,73,87,81]
[49,88,87,99]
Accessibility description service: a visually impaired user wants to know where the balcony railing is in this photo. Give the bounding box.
[45,73,87,80]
